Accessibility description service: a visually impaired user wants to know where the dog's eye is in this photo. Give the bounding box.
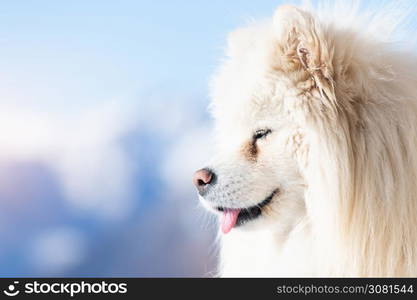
[253,129,272,141]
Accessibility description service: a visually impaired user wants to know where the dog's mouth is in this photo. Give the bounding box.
[215,189,279,234]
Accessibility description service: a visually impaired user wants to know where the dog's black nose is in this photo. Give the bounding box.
[192,168,215,195]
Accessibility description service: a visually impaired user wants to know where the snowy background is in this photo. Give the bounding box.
[0,0,414,277]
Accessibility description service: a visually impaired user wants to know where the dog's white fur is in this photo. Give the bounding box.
[200,1,417,277]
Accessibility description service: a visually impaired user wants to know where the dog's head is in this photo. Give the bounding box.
[192,5,340,234]
[192,3,417,276]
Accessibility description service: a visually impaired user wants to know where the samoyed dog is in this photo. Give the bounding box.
[193,2,417,277]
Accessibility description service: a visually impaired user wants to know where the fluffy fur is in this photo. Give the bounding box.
[198,1,417,277]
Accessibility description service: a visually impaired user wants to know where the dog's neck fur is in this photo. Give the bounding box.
[220,213,313,277]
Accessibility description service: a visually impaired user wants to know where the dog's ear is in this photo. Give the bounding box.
[273,5,336,111]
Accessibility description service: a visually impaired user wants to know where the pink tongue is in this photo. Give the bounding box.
[220,209,241,234]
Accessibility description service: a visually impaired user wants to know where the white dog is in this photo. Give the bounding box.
[193,1,417,277]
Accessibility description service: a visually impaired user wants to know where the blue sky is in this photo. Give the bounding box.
[0,0,288,114]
